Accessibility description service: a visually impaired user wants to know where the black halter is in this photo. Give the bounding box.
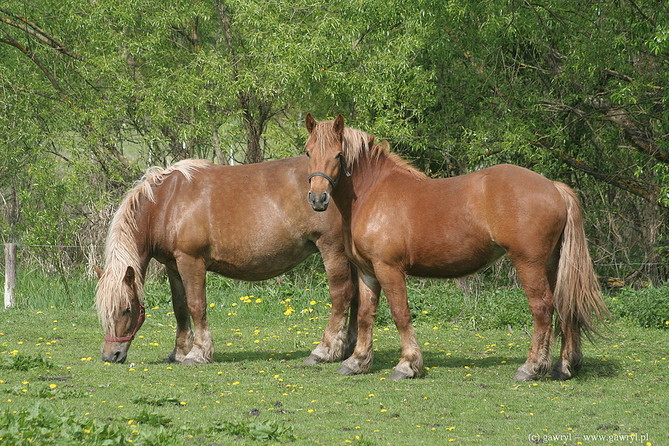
[307,155,351,188]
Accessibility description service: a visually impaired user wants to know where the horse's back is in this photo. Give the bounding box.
[144,157,339,278]
[354,163,567,277]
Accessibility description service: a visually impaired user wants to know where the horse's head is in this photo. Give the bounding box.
[96,266,145,363]
[305,113,348,211]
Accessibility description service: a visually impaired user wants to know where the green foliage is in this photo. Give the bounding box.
[1,0,668,281]
[0,403,128,445]
[133,409,172,427]
[609,286,669,329]
[213,419,296,442]
[0,353,52,371]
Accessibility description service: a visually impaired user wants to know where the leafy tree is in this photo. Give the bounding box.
[0,0,667,280]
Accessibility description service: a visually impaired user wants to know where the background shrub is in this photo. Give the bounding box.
[609,286,669,329]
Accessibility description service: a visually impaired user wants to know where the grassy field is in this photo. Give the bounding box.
[1,272,668,445]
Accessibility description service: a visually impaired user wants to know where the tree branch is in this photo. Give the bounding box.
[0,8,84,60]
[534,137,665,208]
[0,33,65,95]
[591,99,669,164]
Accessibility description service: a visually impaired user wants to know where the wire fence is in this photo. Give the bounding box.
[3,242,669,309]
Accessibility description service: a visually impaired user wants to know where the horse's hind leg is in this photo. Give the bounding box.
[167,267,193,362]
[513,262,554,381]
[175,254,213,364]
[552,322,583,380]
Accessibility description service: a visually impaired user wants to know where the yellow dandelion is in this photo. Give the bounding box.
[49,384,57,389]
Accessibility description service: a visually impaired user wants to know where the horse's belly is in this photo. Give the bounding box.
[206,242,317,281]
[406,243,505,279]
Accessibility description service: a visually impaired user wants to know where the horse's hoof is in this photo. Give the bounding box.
[181,354,209,365]
[512,368,537,381]
[337,364,359,376]
[550,368,573,381]
[389,369,414,380]
[303,354,324,365]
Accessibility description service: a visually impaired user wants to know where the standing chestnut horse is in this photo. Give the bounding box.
[95,157,357,365]
[304,114,608,381]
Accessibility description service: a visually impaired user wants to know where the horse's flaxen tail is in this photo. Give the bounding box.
[553,182,609,342]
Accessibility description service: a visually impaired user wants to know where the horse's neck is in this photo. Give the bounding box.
[349,152,399,194]
[332,152,393,222]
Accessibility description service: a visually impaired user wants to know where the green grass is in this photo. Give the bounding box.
[1,273,668,445]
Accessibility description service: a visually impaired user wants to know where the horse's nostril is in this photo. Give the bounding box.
[111,350,127,363]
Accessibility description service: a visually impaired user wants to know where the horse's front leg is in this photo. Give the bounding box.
[375,264,422,379]
[167,267,193,362]
[305,244,358,364]
[175,255,213,364]
[337,271,380,375]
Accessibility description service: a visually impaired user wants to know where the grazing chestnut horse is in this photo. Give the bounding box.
[95,157,357,365]
[304,114,608,381]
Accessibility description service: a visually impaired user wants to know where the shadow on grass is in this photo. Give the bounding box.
[371,348,622,380]
[143,347,621,381]
[211,349,314,364]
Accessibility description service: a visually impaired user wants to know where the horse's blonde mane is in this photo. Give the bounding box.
[310,120,426,180]
[95,159,211,334]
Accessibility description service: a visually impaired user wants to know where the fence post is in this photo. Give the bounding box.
[4,243,16,309]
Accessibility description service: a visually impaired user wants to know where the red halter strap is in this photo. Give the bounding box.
[104,304,146,343]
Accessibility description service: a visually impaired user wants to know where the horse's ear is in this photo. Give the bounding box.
[368,135,375,149]
[305,113,317,133]
[123,266,135,287]
[333,114,345,134]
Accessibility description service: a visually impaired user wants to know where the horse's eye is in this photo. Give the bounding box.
[123,308,131,315]
[305,152,311,158]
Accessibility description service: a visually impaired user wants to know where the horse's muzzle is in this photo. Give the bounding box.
[307,191,330,211]
[101,341,130,363]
